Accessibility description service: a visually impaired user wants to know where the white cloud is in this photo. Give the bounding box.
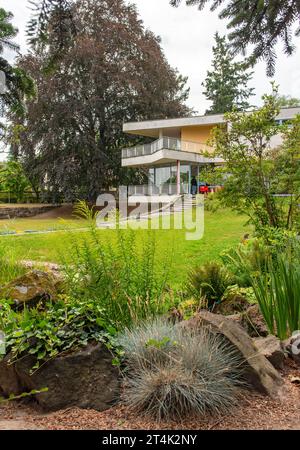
[2,0,300,114]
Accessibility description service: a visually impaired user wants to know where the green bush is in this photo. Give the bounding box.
[0,296,119,372]
[119,319,245,421]
[62,203,172,329]
[250,252,300,340]
[221,240,270,287]
[186,261,234,309]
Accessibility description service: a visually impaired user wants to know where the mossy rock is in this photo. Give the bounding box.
[0,270,60,310]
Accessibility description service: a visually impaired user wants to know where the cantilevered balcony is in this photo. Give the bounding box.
[121,137,222,167]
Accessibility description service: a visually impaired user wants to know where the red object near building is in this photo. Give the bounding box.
[199,184,209,194]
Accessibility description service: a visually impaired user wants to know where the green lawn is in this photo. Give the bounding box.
[2,208,251,288]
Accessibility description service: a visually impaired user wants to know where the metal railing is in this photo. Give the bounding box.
[128,183,189,196]
[122,137,212,159]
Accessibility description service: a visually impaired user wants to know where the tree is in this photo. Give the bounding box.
[0,8,35,136]
[202,33,254,114]
[277,95,300,108]
[212,85,300,232]
[0,160,30,203]
[10,0,191,202]
[170,1,300,76]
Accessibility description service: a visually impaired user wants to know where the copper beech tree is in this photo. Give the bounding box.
[11,0,191,201]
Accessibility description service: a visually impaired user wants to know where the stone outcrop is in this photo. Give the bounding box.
[0,270,62,310]
[253,335,286,370]
[0,344,120,412]
[182,311,284,397]
[0,205,60,220]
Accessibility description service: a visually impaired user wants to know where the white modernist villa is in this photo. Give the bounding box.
[122,107,300,197]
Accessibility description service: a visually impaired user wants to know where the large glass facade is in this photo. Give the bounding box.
[148,164,195,194]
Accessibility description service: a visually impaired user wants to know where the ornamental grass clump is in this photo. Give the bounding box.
[119,319,246,421]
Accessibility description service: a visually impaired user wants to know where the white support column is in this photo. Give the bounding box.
[176,160,181,195]
[159,129,163,139]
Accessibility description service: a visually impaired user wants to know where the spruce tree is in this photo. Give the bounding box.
[202,33,254,114]
[171,1,300,76]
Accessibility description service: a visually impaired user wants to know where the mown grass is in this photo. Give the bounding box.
[0,209,250,288]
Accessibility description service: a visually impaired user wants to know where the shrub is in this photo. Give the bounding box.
[119,319,245,421]
[186,262,234,309]
[250,252,300,340]
[221,240,270,287]
[62,202,172,329]
[0,296,120,372]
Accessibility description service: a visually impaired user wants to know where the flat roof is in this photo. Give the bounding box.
[123,107,300,137]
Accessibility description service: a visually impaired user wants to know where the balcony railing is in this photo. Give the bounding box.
[122,137,212,159]
[128,183,189,196]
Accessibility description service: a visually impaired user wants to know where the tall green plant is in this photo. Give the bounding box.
[251,254,300,340]
[62,202,172,329]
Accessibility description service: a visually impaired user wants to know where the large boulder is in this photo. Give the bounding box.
[182,311,284,398]
[0,343,120,412]
[0,270,61,310]
[253,335,286,370]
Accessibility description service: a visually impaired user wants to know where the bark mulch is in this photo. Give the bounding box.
[1,360,300,430]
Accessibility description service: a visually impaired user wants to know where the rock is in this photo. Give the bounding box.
[183,311,283,397]
[0,270,60,310]
[0,343,120,412]
[227,304,269,337]
[214,295,250,316]
[253,335,286,370]
[0,354,23,395]
[282,333,300,365]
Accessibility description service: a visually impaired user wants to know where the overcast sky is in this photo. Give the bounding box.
[2,0,300,114]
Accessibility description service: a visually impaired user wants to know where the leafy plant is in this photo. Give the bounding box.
[249,253,300,340]
[186,261,234,309]
[0,388,48,404]
[0,295,119,372]
[62,203,172,329]
[119,319,245,421]
[221,240,270,287]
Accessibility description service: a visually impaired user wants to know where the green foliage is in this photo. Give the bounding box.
[221,240,271,287]
[186,261,234,308]
[212,85,300,232]
[0,8,18,53]
[119,319,245,420]
[277,95,300,108]
[247,249,300,340]
[62,204,172,329]
[202,33,254,114]
[0,160,31,203]
[0,239,25,284]
[170,1,300,76]
[0,388,48,404]
[0,295,119,372]
[0,8,35,130]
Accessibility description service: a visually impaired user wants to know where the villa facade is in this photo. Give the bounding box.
[122,107,300,196]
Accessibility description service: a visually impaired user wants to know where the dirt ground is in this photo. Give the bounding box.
[1,360,300,431]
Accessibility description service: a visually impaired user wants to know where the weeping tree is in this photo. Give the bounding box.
[170,0,300,76]
[10,0,191,202]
